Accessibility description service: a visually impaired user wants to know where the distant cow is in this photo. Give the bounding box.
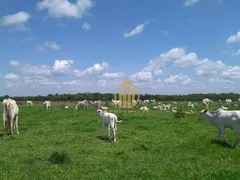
[75,100,88,110]
[26,100,33,106]
[43,101,51,110]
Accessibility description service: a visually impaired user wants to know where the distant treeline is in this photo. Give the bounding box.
[1,92,240,102]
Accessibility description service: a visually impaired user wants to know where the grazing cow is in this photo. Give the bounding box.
[143,100,150,104]
[26,100,33,106]
[225,99,232,105]
[202,98,213,109]
[2,98,19,135]
[198,109,240,149]
[150,100,156,104]
[43,101,51,110]
[188,102,195,108]
[140,106,149,112]
[172,107,177,113]
[152,106,160,110]
[96,109,122,142]
[75,100,88,110]
[221,105,228,110]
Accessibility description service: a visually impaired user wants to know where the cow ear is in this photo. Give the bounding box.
[204,109,208,113]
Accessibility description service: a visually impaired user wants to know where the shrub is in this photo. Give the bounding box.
[174,108,185,118]
[48,150,71,164]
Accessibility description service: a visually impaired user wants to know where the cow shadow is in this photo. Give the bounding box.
[210,139,232,149]
[96,136,112,143]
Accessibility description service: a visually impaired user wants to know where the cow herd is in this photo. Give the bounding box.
[2,97,240,148]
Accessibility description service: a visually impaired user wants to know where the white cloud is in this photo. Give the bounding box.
[3,73,20,80]
[52,60,74,75]
[36,0,93,18]
[209,78,234,84]
[44,41,61,50]
[82,21,91,30]
[62,79,90,86]
[138,47,228,79]
[130,71,153,82]
[102,72,125,79]
[233,49,240,56]
[163,30,168,36]
[9,60,21,66]
[163,74,193,85]
[226,31,240,43]
[222,66,240,81]
[37,41,61,51]
[184,0,201,6]
[123,20,152,38]
[9,60,74,76]
[0,11,30,28]
[73,62,109,77]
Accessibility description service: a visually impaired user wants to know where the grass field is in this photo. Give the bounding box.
[0,104,240,180]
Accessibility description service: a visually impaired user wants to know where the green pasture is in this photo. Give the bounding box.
[0,103,240,180]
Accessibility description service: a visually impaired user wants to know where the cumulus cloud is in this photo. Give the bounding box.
[226,31,240,43]
[233,49,240,56]
[137,47,228,79]
[82,21,91,30]
[123,20,153,38]
[3,73,20,80]
[44,41,61,50]
[102,72,125,79]
[0,11,30,30]
[37,41,61,51]
[9,60,21,66]
[163,74,193,85]
[9,60,74,76]
[130,71,153,82]
[52,60,74,75]
[5,47,240,95]
[73,62,108,77]
[36,0,93,19]
[184,0,201,6]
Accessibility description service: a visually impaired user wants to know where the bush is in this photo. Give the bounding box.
[48,150,71,164]
[174,108,185,118]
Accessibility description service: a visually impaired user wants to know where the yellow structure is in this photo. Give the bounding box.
[114,78,140,108]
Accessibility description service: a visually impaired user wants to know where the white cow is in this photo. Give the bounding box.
[2,98,19,135]
[75,100,88,110]
[198,109,240,149]
[43,101,51,110]
[202,98,213,109]
[172,107,177,113]
[188,102,195,108]
[152,106,160,110]
[221,105,228,110]
[143,100,150,104]
[99,106,108,111]
[225,99,232,105]
[26,100,33,106]
[140,106,149,112]
[150,100,156,104]
[111,99,120,107]
[96,109,122,142]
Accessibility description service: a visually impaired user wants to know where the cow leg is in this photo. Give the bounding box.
[219,127,229,144]
[108,125,110,138]
[113,128,116,142]
[10,117,14,135]
[15,115,19,135]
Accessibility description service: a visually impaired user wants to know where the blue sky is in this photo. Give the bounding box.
[0,0,240,96]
